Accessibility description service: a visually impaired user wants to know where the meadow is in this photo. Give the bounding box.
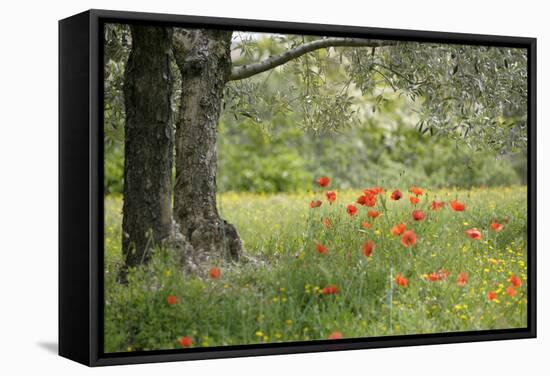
[104,184,527,352]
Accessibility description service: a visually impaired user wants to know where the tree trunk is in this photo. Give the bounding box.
[172,29,242,262]
[122,26,174,269]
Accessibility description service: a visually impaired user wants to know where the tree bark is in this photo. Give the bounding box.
[121,26,174,269]
[172,29,242,261]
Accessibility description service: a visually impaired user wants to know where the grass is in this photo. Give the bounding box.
[104,186,528,353]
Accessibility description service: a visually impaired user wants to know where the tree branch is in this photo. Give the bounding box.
[229,38,397,81]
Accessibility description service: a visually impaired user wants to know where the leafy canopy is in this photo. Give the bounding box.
[227,33,527,153]
[103,25,528,156]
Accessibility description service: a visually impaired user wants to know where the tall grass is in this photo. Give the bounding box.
[104,186,527,352]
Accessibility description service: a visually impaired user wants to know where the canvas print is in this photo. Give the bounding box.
[103,23,528,353]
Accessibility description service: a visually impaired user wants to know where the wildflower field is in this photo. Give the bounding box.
[104,184,527,352]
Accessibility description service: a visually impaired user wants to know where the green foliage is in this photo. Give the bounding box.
[217,92,525,193]
[217,117,312,193]
[104,23,130,194]
[227,35,528,154]
[104,187,527,352]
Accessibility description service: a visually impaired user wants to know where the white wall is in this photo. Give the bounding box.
[0,0,546,374]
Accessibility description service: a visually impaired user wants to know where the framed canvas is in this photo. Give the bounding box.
[59,9,537,366]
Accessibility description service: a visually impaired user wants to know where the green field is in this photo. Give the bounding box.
[104,186,527,352]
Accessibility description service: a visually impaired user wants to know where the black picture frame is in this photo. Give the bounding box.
[59,8,537,367]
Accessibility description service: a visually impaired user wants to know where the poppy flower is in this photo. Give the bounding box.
[321,284,338,295]
[310,200,322,208]
[431,201,445,211]
[362,240,374,257]
[412,210,425,221]
[487,291,497,301]
[322,217,332,229]
[450,200,465,211]
[456,272,468,286]
[316,242,328,255]
[435,269,449,280]
[425,269,449,282]
[506,286,517,297]
[357,193,376,207]
[357,195,367,206]
[409,196,420,205]
[390,189,403,200]
[361,221,372,229]
[364,187,384,196]
[465,228,482,240]
[391,223,406,236]
[347,204,358,216]
[395,274,408,288]
[401,230,417,247]
[364,195,377,207]
[325,191,337,204]
[327,331,343,339]
[490,222,503,232]
[368,210,381,219]
[166,295,177,305]
[409,186,424,196]
[509,275,522,287]
[316,176,330,187]
[178,336,193,348]
[209,267,221,279]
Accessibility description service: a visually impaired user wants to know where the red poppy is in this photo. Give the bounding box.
[435,269,449,280]
[356,195,367,206]
[400,230,417,247]
[391,223,406,236]
[390,189,403,201]
[321,284,338,295]
[506,286,517,297]
[367,210,381,219]
[409,186,424,196]
[365,195,374,206]
[361,221,372,229]
[425,269,449,282]
[490,222,503,232]
[209,267,221,279]
[325,191,337,204]
[431,201,445,211]
[327,331,343,340]
[509,275,522,287]
[457,272,468,286]
[465,228,482,240]
[412,210,425,221]
[316,242,328,255]
[362,240,374,257]
[487,291,497,301]
[178,336,193,348]
[316,176,330,187]
[347,204,358,216]
[357,193,377,207]
[322,217,332,229]
[310,200,322,208]
[395,274,408,288]
[409,196,420,205]
[166,295,177,305]
[450,200,465,212]
[364,187,384,196]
